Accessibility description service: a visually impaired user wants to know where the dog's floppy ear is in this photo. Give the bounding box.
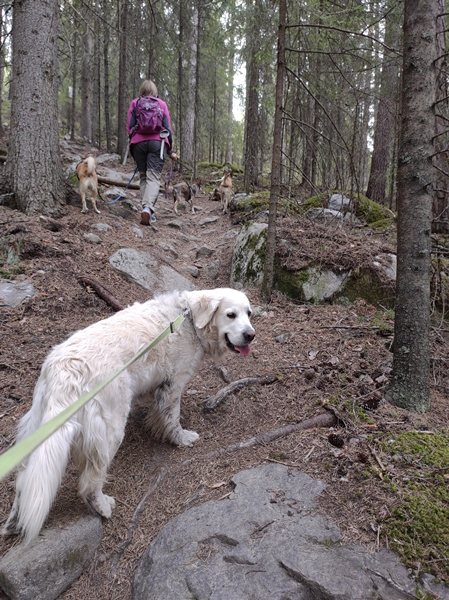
[187,291,222,329]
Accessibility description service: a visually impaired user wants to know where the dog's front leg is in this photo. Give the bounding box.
[144,380,199,447]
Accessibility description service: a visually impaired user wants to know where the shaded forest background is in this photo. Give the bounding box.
[1,0,446,216]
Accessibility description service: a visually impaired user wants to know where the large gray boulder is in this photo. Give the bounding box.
[0,515,102,600]
[109,248,195,294]
[230,222,267,288]
[133,464,435,600]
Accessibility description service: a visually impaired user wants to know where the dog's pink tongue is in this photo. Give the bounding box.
[234,345,251,357]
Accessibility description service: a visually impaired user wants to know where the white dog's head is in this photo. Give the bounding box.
[185,288,255,359]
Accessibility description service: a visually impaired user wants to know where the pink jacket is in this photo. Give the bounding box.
[127,96,173,149]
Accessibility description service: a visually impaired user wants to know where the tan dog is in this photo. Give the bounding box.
[173,179,201,215]
[219,169,233,214]
[76,155,100,214]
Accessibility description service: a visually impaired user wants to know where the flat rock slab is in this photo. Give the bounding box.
[0,515,102,600]
[134,464,447,600]
[109,248,195,294]
[0,279,37,309]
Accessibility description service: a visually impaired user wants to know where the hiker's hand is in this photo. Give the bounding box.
[170,152,179,161]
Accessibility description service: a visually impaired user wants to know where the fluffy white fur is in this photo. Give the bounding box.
[2,288,255,544]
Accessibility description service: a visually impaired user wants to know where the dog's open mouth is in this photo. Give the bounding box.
[225,334,251,356]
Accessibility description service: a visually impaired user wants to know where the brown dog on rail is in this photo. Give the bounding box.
[172,179,201,215]
[219,169,233,214]
[76,155,100,214]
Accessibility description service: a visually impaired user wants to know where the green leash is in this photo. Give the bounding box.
[0,313,185,481]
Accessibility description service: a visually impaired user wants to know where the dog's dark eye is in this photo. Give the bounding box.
[227,312,236,319]
[248,310,252,317]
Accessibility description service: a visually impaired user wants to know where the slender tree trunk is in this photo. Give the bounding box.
[388,0,436,413]
[432,0,449,231]
[180,1,197,169]
[243,46,260,191]
[102,0,112,153]
[80,20,93,141]
[117,0,129,159]
[0,7,5,138]
[225,11,235,165]
[261,0,286,301]
[5,0,66,215]
[70,7,77,141]
[366,8,400,205]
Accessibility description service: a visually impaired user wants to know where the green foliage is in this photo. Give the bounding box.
[380,431,449,581]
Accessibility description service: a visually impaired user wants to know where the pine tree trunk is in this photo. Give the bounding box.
[432,0,449,232]
[261,0,286,301]
[80,23,93,141]
[366,9,400,205]
[6,0,66,215]
[388,0,436,413]
[117,0,129,158]
[180,2,198,168]
[102,0,112,153]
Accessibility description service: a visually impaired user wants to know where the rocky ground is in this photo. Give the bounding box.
[1,142,449,599]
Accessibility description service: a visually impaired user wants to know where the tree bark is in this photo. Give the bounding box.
[366,7,400,205]
[387,0,436,413]
[432,0,449,232]
[117,0,129,159]
[261,0,286,301]
[80,16,93,141]
[5,0,66,216]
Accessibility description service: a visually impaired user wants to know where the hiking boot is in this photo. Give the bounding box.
[140,211,150,226]
[140,208,155,226]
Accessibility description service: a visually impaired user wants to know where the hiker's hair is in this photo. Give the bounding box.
[140,80,158,97]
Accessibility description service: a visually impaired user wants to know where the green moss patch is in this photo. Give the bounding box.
[380,431,449,582]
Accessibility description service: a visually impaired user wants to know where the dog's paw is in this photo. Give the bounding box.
[95,209,101,214]
[87,492,115,518]
[176,429,200,447]
[81,208,88,214]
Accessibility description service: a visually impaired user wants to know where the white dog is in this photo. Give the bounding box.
[2,288,255,544]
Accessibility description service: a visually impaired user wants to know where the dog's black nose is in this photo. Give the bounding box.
[244,331,255,343]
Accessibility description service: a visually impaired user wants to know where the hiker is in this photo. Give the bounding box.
[127,79,178,226]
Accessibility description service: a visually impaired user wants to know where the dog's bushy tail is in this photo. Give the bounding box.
[86,155,96,176]
[5,380,80,544]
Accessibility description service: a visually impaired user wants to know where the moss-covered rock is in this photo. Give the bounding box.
[231,222,267,287]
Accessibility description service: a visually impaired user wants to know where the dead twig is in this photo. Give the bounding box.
[202,375,279,412]
[109,467,168,574]
[193,412,338,461]
[78,276,125,311]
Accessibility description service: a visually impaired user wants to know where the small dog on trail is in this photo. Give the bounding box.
[172,179,201,214]
[2,287,255,544]
[219,169,233,214]
[76,155,100,214]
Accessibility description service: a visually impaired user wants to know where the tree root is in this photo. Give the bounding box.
[202,374,279,412]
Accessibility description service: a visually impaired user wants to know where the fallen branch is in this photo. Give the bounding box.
[78,276,125,311]
[202,375,279,412]
[97,175,140,189]
[181,413,338,467]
